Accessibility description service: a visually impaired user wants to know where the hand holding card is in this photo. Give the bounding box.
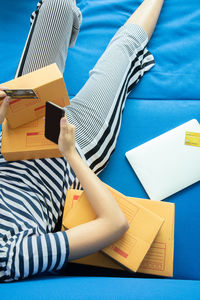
[0,91,7,99]
[0,87,10,124]
[0,86,7,99]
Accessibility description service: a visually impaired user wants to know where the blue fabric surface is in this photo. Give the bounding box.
[0,0,200,285]
[64,0,200,100]
[1,276,200,300]
[1,0,200,100]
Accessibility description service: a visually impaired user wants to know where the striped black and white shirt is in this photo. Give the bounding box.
[0,131,78,282]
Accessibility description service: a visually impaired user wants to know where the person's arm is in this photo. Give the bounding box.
[0,87,128,261]
[58,117,129,260]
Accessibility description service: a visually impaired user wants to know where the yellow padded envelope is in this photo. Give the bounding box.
[62,186,164,272]
[62,189,83,229]
[62,188,175,277]
[61,189,124,270]
[133,197,175,277]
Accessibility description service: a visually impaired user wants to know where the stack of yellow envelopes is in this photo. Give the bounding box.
[62,184,175,277]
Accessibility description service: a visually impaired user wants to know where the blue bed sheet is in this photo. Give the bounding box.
[1,276,200,300]
[65,0,200,101]
[1,0,200,101]
[0,0,200,284]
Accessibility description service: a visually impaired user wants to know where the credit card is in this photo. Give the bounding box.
[185,131,200,147]
[3,89,38,99]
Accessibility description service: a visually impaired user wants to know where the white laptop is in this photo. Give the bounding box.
[125,119,200,201]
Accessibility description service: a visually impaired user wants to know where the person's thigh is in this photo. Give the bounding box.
[15,0,81,77]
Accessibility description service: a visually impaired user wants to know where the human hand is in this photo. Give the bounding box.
[0,87,10,124]
[58,116,76,158]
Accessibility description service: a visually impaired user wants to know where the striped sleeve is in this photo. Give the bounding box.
[0,231,69,282]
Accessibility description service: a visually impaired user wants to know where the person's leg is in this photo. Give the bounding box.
[66,0,164,177]
[126,0,164,40]
[15,0,82,77]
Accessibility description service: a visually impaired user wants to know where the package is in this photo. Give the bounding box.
[133,197,175,277]
[62,189,124,271]
[62,186,164,272]
[1,117,62,161]
[62,188,175,277]
[1,63,70,128]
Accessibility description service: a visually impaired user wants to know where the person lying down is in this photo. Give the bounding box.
[0,0,164,282]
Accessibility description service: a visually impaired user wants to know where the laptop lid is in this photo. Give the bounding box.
[125,119,200,201]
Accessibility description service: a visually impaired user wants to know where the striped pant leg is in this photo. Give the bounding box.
[65,24,155,176]
[15,0,82,77]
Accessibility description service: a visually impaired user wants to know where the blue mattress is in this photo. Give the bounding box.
[0,0,200,288]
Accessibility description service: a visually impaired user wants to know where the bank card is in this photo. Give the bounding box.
[185,131,200,147]
[3,89,38,99]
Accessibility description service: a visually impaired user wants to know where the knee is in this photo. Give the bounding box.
[112,24,148,51]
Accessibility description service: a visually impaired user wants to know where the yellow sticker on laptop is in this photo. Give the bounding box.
[185,131,200,147]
